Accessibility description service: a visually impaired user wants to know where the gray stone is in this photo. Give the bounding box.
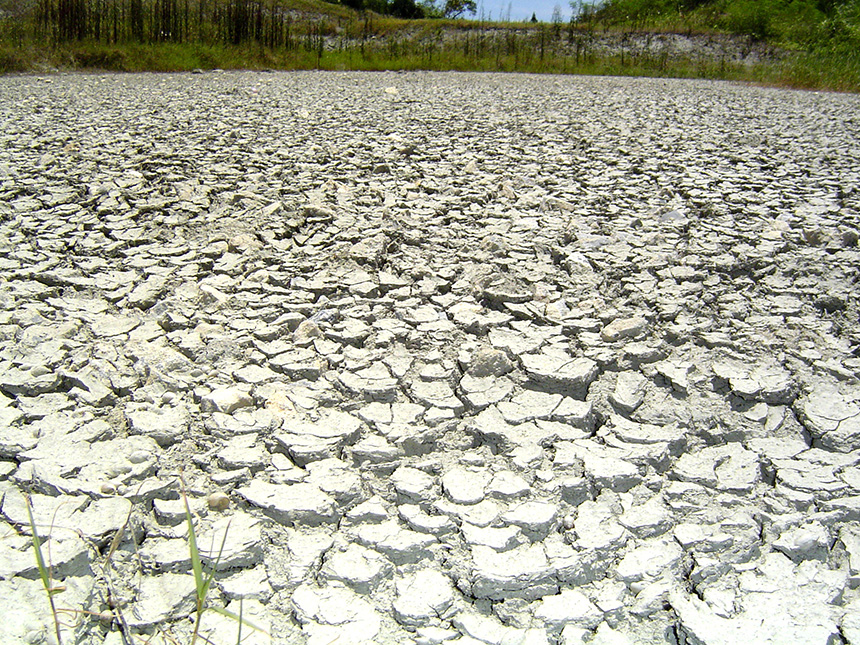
[320,542,391,594]
[411,380,465,413]
[0,530,90,579]
[350,520,437,565]
[609,371,648,413]
[671,442,760,493]
[486,470,531,500]
[196,598,271,645]
[127,274,167,309]
[442,466,490,505]
[127,573,197,628]
[461,522,525,551]
[498,390,563,424]
[520,353,599,398]
[139,537,193,572]
[1,489,88,535]
[670,551,845,644]
[279,528,335,587]
[534,589,603,632]
[500,501,559,539]
[432,494,500,527]
[673,522,734,553]
[346,496,390,524]
[799,384,860,452]
[197,511,264,569]
[842,597,860,644]
[337,363,400,401]
[839,524,860,587]
[468,347,515,377]
[237,480,338,526]
[349,432,403,465]
[218,566,272,601]
[69,496,133,543]
[459,374,515,410]
[773,521,831,563]
[91,314,140,338]
[306,457,365,507]
[470,543,558,600]
[0,363,62,396]
[125,403,190,446]
[399,504,458,536]
[618,496,673,538]
[201,386,254,414]
[555,441,642,492]
[653,359,693,393]
[292,583,382,644]
[601,316,647,342]
[393,569,456,627]
[4,71,860,644]
[0,576,95,644]
[614,538,685,585]
[392,466,438,503]
[217,433,269,470]
[275,409,363,465]
[293,319,323,346]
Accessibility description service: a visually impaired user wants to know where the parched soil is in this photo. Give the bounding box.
[1,71,859,645]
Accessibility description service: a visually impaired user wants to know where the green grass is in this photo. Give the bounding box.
[20,482,266,645]
[4,36,856,94]
[1,1,859,92]
[25,495,65,645]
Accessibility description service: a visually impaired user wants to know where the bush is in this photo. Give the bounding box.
[71,47,128,70]
[0,46,27,72]
[776,0,826,44]
[390,0,425,18]
[724,0,774,39]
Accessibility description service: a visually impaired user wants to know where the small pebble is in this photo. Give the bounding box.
[208,491,230,511]
[128,450,151,464]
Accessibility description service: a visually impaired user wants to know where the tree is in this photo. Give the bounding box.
[551,3,563,36]
[419,0,444,17]
[390,0,424,17]
[530,11,537,21]
[443,0,476,17]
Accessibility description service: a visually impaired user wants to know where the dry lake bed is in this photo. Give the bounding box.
[1,71,860,644]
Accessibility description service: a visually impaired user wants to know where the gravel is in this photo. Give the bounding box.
[1,69,859,645]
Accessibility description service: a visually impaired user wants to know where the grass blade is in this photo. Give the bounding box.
[209,605,268,636]
[25,494,64,645]
[25,495,52,593]
[180,476,205,597]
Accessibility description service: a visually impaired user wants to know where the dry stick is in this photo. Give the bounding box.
[100,502,135,645]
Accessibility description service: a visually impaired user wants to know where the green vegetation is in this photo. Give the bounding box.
[0,0,857,91]
[25,495,65,645]
[586,0,860,90]
[18,483,265,644]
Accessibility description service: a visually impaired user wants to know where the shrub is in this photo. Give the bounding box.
[724,0,775,40]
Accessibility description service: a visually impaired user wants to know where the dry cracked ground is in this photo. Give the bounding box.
[1,70,860,645]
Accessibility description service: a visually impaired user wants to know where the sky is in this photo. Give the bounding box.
[473,0,578,23]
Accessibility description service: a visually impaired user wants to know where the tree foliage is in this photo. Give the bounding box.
[443,0,475,18]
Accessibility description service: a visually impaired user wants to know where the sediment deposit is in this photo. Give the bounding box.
[1,70,859,644]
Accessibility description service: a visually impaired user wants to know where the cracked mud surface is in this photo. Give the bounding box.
[1,70,860,644]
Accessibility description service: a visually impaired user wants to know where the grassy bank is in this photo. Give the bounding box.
[0,0,858,92]
[1,35,857,93]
